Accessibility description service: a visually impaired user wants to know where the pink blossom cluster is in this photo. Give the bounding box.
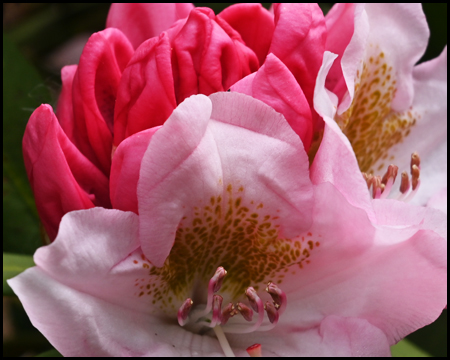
[9,3,447,357]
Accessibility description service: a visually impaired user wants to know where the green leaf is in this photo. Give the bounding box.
[3,252,35,296]
[35,348,63,357]
[391,338,431,357]
[3,33,51,255]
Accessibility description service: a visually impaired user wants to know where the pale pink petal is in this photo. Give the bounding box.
[280,183,447,345]
[379,48,447,204]
[138,92,313,267]
[106,3,193,49]
[72,28,134,175]
[231,53,313,150]
[312,51,376,220]
[110,127,160,214]
[113,32,176,147]
[269,4,327,111]
[427,187,447,214]
[335,4,429,115]
[218,3,274,65]
[55,65,77,142]
[7,208,223,356]
[228,315,390,356]
[22,105,109,240]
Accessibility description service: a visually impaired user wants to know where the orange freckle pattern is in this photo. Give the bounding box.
[336,47,418,173]
[131,183,320,311]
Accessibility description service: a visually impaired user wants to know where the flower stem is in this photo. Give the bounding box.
[213,325,235,357]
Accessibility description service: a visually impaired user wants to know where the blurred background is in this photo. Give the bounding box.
[3,3,447,357]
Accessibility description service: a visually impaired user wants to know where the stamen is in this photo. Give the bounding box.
[411,152,421,172]
[411,164,420,191]
[210,295,224,327]
[399,171,410,194]
[177,298,194,326]
[191,267,227,321]
[223,287,264,334]
[362,172,373,189]
[265,281,287,316]
[380,165,398,199]
[236,302,254,322]
[213,326,236,357]
[264,301,279,324]
[246,344,262,357]
[221,303,238,325]
[372,176,383,199]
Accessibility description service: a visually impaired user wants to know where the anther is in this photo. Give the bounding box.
[265,282,287,316]
[221,303,237,325]
[211,266,227,293]
[236,302,254,322]
[399,171,410,194]
[192,267,228,321]
[210,295,223,327]
[380,164,398,199]
[245,287,263,313]
[247,343,262,357]
[372,176,383,199]
[411,152,421,172]
[362,172,373,189]
[264,301,279,325]
[177,298,194,326]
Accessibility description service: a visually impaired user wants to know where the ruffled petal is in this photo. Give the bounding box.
[269,4,327,111]
[106,3,193,49]
[55,65,77,143]
[169,7,259,104]
[113,32,176,146]
[72,28,134,175]
[7,208,224,356]
[280,183,447,345]
[110,127,160,213]
[22,105,109,240]
[138,92,313,267]
[228,315,390,356]
[231,53,313,150]
[217,3,274,66]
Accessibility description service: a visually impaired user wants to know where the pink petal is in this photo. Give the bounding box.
[312,51,376,220]
[427,187,447,214]
[269,4,327,111]
[110,127,160,213]
[231,53,313,150]
[217,3,274,66]
[106,3,193,49]
[228,315,390,356]
[55,65,77,143]
[281,183,447,345]
[113,32,176,147]
[22,105,109,241]
[8,208,225,356]
[169,7,259,104]
[138,92,313,267]
[71,28,134,175]
[386,48,447,205]
[324,3,359,102]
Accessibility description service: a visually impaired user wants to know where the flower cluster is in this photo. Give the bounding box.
[9,3,447,357]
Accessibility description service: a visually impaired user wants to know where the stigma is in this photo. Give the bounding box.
[177,266,287,334]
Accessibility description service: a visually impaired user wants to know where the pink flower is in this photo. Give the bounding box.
[23,3,325,241]
[315,4,447,208]
[8,93,447,356]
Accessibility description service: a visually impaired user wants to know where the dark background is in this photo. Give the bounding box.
[3,3,447,357]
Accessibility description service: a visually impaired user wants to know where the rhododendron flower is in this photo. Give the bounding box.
[23,3,326,242]
[8,93,447,356]
[317,3,447,208]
